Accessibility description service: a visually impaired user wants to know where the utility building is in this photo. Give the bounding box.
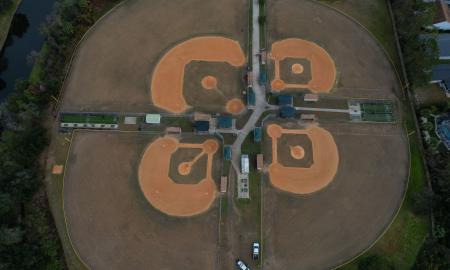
[304,93,319,102]
[218,115,233,129]
[145,114,161,124]
[254,127,262,143]
[278,95,293,106]
[257,154,264,171]
[224,145,232,161]
[280,106,296,118]
[195,121,209,133]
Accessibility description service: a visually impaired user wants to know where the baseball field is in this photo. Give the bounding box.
[63,131,223,269]
[60,0,248,114]
[262,0,408,269]
[57,0,410,269]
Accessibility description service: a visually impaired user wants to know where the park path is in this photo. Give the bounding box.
[231,0,267,174]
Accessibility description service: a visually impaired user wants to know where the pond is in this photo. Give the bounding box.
[0,0,56,102]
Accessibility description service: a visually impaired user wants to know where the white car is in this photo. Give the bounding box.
[236,259,250,270]
[252,241,260,260]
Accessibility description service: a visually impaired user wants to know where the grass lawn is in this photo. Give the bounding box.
[0,0,21,50]
[61,113,118,124]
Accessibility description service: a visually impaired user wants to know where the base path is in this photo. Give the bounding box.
[138,136,218,217]
[267,124,339,194]
[270,38,336,93]
[151,36,246,114]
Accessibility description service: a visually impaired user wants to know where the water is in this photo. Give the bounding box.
[0,0,56,102]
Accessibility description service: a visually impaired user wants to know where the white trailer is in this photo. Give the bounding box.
[241,154,250,174]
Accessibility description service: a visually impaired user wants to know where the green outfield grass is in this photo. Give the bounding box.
[61,113,118,125]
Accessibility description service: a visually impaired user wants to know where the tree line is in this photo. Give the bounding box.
[0,0,117,269]
[0,0,13,12]
[391,0,439,87]
[390,0,449,268]
[413,103,450,270]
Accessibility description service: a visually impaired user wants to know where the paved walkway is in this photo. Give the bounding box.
[231,0,267,174]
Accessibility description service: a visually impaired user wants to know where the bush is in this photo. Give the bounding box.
[358,255,395,270]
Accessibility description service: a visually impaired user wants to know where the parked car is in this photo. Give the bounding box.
[252,241,260,260]
[236,259,250,270]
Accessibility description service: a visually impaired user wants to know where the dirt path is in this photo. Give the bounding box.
[231,0,267,174]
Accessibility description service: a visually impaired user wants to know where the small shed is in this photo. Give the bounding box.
[259,68,267,84]
[254,127,262,143]
[301,114,316,121]
[224,145,232,161]
[124,116,137,125]
[280,106,296,118]
[278,95,293,106]
[304,93,319,102]
[145,114,161,124]
[257,154,264,171]
[193,112,211,121]
[166,127,182,134]
[220,176,228,193]
[247,88,256,106]
[247,71,253,86]
[218,115,233,129]
[195,121,210,133]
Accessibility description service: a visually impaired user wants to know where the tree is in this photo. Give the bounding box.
[412,188,435,215]
[0,0,12,12]
[358,255,395,270]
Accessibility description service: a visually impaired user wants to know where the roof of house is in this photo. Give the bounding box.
[437,34,450,58]
[432,64,450,81]
[421,33,450,58]
[195,120,209,131]
[434,0,450,24]
[278,95,293,106]
[218,115,233,129]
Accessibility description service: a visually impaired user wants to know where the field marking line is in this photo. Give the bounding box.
[54,0,128,112]
[61,130,93,270]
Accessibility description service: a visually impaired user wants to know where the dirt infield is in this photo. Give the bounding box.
[267,123,339,194]
[60,0,248,113]
[64,131,221,270]
[151,36,246,114]
[138,136,219,217]
[183,61,247,114]
[270,39,336,93]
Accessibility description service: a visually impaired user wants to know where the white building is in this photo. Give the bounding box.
[431,0,450,30]
[241,154,250,174]
[145,114,161,124]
